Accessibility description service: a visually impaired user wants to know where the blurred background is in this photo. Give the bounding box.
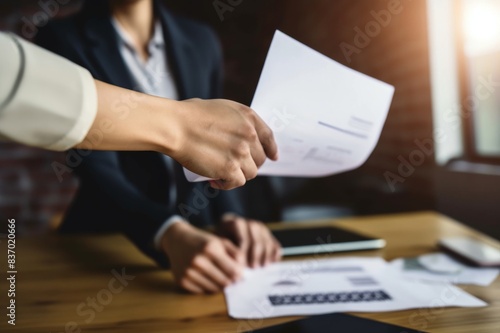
[1,0,499,239]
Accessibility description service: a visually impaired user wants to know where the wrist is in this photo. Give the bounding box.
[147,97,185,158]
[161,220,192,254]
[154,216,186,250]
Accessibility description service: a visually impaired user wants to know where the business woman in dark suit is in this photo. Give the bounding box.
[36,0,281,294]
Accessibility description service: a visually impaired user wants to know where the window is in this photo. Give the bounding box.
[427,0,500,165]
[460,0,500,161]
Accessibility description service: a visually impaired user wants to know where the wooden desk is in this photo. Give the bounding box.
[2,212,499,332]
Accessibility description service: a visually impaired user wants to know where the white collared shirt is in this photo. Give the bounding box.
[111,18,179,100]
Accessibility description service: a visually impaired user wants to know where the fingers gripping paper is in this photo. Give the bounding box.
[184,30,395,181]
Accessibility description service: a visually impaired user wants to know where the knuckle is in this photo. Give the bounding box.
[202,238,219,254]
[253,243,262,255]
[267,242,275,253]
[263,227,273,238]
[225,159,239,174]
[241,123,256,138]
[179,277,190,289]
[235,177,246,187]
[239,104,253,116]
[190,255,203,268]
[235,141,249,157]
[254,154,266,168]
[239,239,249,251]
[247,168,257,180]
[249,219,259,226]
[247,129,258,142]
[249,220,260,232]
[185,268,196,279]
[261,127,274,143]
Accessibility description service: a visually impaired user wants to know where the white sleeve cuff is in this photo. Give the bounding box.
[153,215,187,250]
[0,33,97,151]
[45,66,97,151]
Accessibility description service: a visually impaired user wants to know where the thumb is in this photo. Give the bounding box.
[222,238,246,266]
[222,214,250,251]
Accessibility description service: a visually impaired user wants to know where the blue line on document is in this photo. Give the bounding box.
[317,121,368,139]
[350,116,373,125]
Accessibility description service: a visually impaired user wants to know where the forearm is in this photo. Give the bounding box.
[76,80,182,154]
[0,32,181,154]
[1,33,278,188]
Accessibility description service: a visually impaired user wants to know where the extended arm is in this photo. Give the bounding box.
[0,32,278,190]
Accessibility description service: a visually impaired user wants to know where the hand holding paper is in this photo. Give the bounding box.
[184,30,394,182]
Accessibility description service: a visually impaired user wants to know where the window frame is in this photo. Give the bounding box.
[455,0,500,165]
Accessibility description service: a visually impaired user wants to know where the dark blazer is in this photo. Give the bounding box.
[36,1,244,266]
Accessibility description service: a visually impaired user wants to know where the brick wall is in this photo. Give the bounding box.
[0,143,78,234]
[271,0,436,203]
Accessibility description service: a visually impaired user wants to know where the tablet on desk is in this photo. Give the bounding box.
[272,226,385,256]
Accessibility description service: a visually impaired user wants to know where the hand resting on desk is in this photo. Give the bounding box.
[161,216,281,294]
[218,213,282,268]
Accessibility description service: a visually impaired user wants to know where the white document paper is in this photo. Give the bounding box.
[184,30,395,181]
[224,257,486,319]
[390,253,500,287]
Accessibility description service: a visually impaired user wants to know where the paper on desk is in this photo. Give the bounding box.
[223,257,486,319]
[389,253,500,286]
[184,30,395,182]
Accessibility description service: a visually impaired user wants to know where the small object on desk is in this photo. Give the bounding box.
[251,313,428,333]
[439,236,500,267]
[271,226,385,256]
[418,253,462,274]
[390,252,500,286]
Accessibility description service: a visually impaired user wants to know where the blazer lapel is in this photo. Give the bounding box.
[82,13,136,90]
[156,3,193,100]
[81,1,200,99]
